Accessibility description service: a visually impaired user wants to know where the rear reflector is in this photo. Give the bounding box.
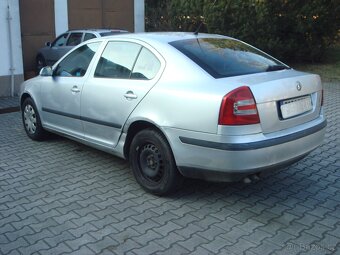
[219,86,260,125]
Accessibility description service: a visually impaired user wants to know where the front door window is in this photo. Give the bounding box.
[54,42,101,77]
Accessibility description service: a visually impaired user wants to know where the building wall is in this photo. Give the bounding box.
[19,0,55,80]
[1,0,144,97]
[134,0,145,32]
[0,0,24,97]
[67,0,134,32]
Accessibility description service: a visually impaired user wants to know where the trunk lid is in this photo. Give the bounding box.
[220,69,323,133]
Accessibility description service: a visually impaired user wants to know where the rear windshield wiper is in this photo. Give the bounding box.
[266,65,289,72]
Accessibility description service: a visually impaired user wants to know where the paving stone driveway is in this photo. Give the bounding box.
[0,83,339,255]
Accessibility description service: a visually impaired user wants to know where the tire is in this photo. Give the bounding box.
[21,98,47,141]
[129,129,183,195]
[36,55,46,74]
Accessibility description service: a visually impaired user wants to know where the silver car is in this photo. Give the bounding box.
[36,29,128,72]
[20,32,326,195]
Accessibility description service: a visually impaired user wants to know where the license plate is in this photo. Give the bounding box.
[280,95,312,119]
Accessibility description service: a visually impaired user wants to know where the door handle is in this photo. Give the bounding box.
[124,91,138,100]
[71,86,80,93]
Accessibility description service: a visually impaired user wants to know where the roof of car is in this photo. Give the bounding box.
[67,28,128,33]
[101,32,228,43]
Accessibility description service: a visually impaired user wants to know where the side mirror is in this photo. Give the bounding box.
[45,42,51,47]
[40,66,53,76]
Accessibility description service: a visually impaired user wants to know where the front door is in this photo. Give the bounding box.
[41,42,101,138]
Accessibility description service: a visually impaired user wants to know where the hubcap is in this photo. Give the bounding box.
[139,143,164,182]
[24,104,37,134]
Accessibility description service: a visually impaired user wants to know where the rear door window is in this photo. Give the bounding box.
[84,33,97,42]
[66,33,83,46]
[94,41,142,79]
[131,48,161,80]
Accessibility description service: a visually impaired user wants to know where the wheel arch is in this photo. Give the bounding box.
[20,93,32,111]
[123,120,172,160]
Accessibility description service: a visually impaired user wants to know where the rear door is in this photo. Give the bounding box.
[81,40,163,148]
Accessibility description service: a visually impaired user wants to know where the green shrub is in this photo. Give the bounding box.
[145,0,340,62]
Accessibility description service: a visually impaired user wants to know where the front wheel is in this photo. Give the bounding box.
[129,129,182,195]
[22,98,47,141]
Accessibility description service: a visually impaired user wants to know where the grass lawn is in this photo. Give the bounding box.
[291,44,340,82]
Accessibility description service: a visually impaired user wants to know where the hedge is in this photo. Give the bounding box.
[145,0,340,62]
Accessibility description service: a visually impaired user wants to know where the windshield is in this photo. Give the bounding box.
[170,38,289,78]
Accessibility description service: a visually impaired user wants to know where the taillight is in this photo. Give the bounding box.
[219,86,260,125]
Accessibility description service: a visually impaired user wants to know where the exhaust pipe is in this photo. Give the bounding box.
[243,173,260,184]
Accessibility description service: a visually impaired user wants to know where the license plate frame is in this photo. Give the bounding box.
[280,95,313,119]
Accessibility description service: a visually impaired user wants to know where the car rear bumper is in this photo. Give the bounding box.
[164,116,326,182]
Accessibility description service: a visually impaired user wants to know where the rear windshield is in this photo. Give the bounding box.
[170,38,289,78]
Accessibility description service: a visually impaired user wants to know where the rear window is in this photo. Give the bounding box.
[170,38,288,78]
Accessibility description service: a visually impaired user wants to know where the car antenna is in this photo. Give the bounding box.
[194,21,204,35]
[194,0,216,35]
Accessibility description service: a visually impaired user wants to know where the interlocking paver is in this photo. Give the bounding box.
[0,237,29,254]
[201,236,232,253]
[175,222,204,239]
[178,234,210,252]
[65,245,95,255]
[196,225,227,242]
[225,238,258,254]
[86,235,119,254]
[249,240,282,255]
[109,239,142,255]
[189,246,214,255]
[68,222,99,238]
[0,82,339,254]
[18,239,50,255]
[130,241,165,255]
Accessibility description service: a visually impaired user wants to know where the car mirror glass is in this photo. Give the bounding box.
[40,66,53,76]
[45,42,51,47]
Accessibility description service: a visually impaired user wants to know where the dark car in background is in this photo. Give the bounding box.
[35,29,128,72]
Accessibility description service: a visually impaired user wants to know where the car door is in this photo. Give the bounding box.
[81,40,163,148]
[57,32,83,60]
[44,33,69,66]
[41,42,101,138]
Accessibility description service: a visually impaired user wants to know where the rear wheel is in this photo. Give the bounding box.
[22,98,47,140]
[129,129,182,195]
